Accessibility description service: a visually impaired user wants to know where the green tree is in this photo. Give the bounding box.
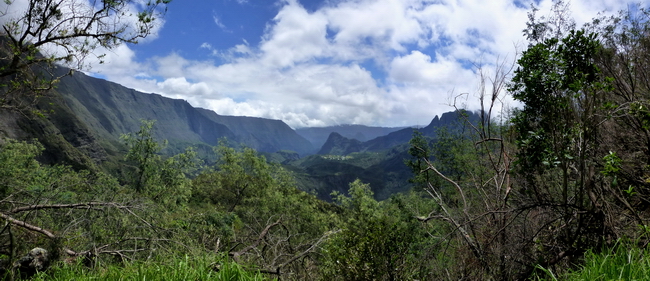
[191,142,339,278]
[121,120,200,206]
[0,138,174,275]
[591,6,650,210]
[405,130,434,190]
[0,0,170,109]
[192,143,273,213]
[506,7,623,277]
[322,179,426,280]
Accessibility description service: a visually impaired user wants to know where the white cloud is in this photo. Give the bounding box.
[213,13,230,32]
[324,0,424,53]
[259,1,330,68]
[86,0,634,128]
[157,77,214,100]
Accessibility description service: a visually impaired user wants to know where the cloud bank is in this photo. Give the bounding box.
[87,0,633,128]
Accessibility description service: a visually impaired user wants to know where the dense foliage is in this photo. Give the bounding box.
[4,1,650,280]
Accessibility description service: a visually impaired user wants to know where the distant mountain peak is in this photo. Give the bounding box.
[318,132,364,155]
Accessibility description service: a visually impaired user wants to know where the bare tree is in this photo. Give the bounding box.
[415,56,518,279]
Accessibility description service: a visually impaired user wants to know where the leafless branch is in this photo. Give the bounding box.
[0,212,55,239]
[230,218,282,262]
[9,202,128,214]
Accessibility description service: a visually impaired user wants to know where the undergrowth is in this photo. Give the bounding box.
[29,255,272,281]
[536,241,650,281]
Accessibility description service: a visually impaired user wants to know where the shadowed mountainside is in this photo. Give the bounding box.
[54,71,314,156]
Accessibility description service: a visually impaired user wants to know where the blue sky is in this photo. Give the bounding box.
[2,0,636,128]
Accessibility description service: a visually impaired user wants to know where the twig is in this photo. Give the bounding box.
[230,218,282,262]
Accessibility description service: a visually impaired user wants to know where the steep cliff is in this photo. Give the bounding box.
[53,70,313,156]
[196,109,314,155]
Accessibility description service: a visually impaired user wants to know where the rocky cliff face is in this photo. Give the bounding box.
[0,94,104,170]
[196,109,314,155]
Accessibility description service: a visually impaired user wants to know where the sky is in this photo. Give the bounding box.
[3,0,639,128]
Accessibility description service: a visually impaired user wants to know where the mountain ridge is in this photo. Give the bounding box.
[52,70,315,156]
[296,124,407,152]
[317,110,479,155]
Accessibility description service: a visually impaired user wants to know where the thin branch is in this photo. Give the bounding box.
[0,212,55,239]
[275,229,341,270]
[9,202,128,214]
[230,218,282,262]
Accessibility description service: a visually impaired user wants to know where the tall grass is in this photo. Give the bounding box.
[30,255,272,281]
[536,242,650,281]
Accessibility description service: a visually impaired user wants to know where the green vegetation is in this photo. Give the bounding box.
[4,0,650,280]
[31,255,269,281]
[281,147,413,201]
[534,241,650,281]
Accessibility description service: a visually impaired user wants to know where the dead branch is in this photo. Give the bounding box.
[0,212,55,239]
[257,229,341,275]
[275,229,341,271]
[9,202,128,214]
[230,218,282,262]
[423,158,468,209]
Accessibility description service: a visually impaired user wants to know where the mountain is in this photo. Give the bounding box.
[0,60,476,202]
[0,65,316,173]
[363,110,478,152]
[317,132,364,155]
[316,110,479,156]
[195,108,313,156]
[52,70,314,156]
[296,124,406,151]
[275,111,478,201]
[283,145,413,201]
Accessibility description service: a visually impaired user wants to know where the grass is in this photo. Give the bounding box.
[536,241,650,281]
[30,255,272,281]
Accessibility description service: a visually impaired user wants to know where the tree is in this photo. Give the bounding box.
[323,179,427,280]
[509,29,608,259]
[409,56,518,279]
[191,142,340,279]
[591,6,650,204]
[121,120,200,206]
[0,0,170,109]
[405,130,435,190]
[0,138,173,277]
[192,143,274,213]
[503,3,649,277]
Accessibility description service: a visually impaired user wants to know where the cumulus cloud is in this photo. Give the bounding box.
[82,0,633,128]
